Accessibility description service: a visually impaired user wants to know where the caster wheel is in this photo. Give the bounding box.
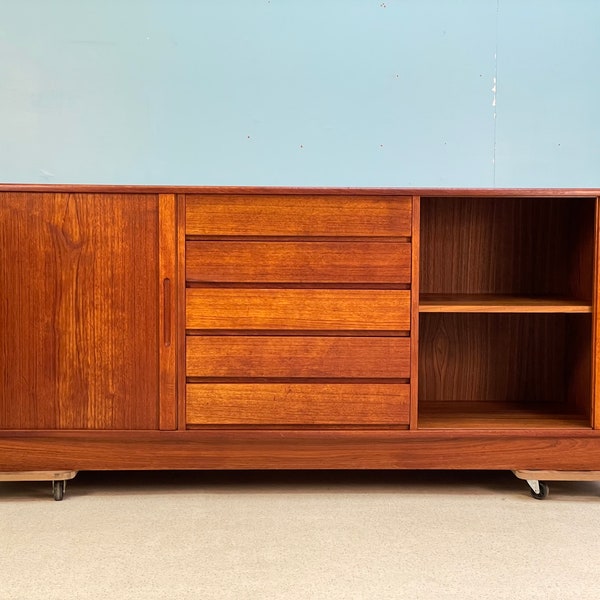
[529,481,549,500]
[52,480,66,501]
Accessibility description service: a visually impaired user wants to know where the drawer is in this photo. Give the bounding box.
[185,194,412,237]
[186,241,411,284]
[186,289,411,331]
[186,336,410,378]
[186,383,410,426]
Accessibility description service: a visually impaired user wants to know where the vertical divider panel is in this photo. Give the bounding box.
[410,195,420,429]
[176,195,188,431]
[158,194,177,430]
[593,197,600,429]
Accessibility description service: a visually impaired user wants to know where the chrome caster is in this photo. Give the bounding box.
[526,479,549,500]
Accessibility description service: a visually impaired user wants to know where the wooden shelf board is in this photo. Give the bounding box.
[419,402,590,430]
[419,294,592,313]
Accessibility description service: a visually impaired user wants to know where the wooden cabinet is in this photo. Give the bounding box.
[2,186,600,482]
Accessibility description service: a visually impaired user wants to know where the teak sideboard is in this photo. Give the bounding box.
[2,185,600,498]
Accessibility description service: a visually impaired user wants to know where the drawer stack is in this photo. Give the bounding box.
[184,193,413,427]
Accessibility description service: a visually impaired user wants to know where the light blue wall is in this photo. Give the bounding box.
[0,0,598,187]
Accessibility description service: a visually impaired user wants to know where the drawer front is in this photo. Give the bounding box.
[185,194,412,237]
[186,241,411,284]
[186,289,411,331]
[186,336,410,379]
[184,193,414,428]
[186,383,410,425]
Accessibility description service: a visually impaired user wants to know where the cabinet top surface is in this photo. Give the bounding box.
[0,184,599,197]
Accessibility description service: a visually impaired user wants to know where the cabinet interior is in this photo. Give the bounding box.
[418,196,596,429]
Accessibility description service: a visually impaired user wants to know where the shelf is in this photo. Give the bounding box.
[419,402,591,430]
[419,294,592,313]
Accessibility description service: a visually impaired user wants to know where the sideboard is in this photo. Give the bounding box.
[2,185,600,499]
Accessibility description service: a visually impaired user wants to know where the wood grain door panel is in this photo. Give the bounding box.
[0,192,176,430]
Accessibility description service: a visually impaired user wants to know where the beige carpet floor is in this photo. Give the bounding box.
[1,470,599,600]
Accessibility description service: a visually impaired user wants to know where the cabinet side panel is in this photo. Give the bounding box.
[0,192,160,429]
[594,198,600,429]
[410,196,420,429]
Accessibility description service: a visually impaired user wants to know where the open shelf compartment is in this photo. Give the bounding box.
[418,312,592,429]
[419,196,595,308]
[417,196,596,429]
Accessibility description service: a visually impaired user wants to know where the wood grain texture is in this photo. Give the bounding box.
[419,402,589,429]
[418,196,595,431]
[0,470,77,481]
[2,430,600,470]
[594,197,600,429]
[0,192,164,429]
[185,194,412,237]
[513,469,600,481]
[158,194,177,430]
[419,294,592,313]
[186,383,410,425]
[410,196,420,429]
[186,336,411,378]
[1,184,600,198]
[1,185,598,473]
[420,197,596,298]
[566,313,593,421]
[186,241,411,283]
[186,289,411,331]
[419,313,564,404]
[567,199,596,302]
[177,194,188,430]
[418,313,591,419]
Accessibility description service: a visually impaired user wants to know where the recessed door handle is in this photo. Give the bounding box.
[163,278,172,347]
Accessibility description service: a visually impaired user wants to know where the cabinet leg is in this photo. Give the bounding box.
[513,469,600,500]
[52,479,66,501]
[0,471,77,501]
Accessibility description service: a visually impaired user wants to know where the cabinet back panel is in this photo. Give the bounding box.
[0,192,160,429]
[419,313,591,411]
[420,197,595,298]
